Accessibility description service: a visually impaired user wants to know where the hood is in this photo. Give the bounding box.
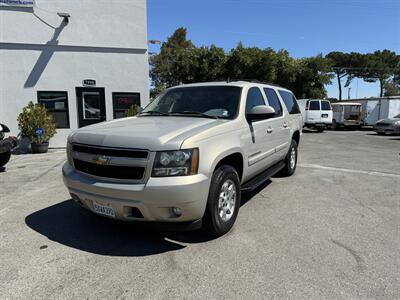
[377,117,400,124]
[69,116,227,151]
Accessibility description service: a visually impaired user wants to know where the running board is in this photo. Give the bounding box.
[241,161,285,192]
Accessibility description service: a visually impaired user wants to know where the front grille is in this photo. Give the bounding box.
[377,123,391,127]
[348,115,359,120]
[72,144,148,159]
[73,159,145,180]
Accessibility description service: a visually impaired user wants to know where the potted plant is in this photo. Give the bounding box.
[124,104,140,117]
[17,102,57,154]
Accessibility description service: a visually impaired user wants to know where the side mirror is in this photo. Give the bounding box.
[0,123,10,133]
[246,105,276,122]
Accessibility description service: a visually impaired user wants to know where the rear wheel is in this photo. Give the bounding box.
[332,119,338,130]
[278,139,298,177]
[0,150,11,168]
[203,165,241,237]
[317,127,324,132]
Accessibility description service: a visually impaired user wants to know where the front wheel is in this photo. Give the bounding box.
[0,150,11,168]
[278,139,298,177]
[203,165,241,237]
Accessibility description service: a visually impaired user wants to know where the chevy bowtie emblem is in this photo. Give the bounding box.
[92,155,111,165]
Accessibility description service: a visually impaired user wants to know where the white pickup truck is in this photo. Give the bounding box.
[63,81,303,236]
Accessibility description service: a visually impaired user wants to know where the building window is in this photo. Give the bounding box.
[37,91,70,128]
[112,92,141,118]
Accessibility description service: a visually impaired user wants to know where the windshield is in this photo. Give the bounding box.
[142,86,242,119]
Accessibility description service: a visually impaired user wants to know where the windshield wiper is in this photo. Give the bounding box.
[139,110,170,116]
[171,111,219,119]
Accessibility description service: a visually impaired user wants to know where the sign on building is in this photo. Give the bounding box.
[0,0,34,7]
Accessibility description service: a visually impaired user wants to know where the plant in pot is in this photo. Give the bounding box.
[124,104,140,117]
[17,102,57,154]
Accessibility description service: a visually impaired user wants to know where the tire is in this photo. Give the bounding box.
[332,119,338,130]
[0,150,11,168]
[317,127,324,132]
[377,132,385,135]
[278,139,298,177]
[203,165,241,237]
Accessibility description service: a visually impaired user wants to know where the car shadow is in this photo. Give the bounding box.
[25,200,188,257]
[302,128,323,134]
[25,179,272,253]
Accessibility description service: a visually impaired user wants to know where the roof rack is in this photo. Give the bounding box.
[225,78,284,88]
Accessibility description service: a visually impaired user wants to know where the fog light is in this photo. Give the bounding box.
[171,207,182,217]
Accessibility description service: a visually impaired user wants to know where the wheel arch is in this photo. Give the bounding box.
[213,152,244,182]
[292,130,300,146]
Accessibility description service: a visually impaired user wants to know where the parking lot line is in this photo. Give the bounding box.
[298,163,400,178]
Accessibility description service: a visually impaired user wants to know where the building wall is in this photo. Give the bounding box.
[0,0,149,147]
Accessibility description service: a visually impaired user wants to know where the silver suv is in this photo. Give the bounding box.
[63,81,303,236]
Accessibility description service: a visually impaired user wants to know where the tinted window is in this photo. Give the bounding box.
[246,87,265,113]
[278,90,301,114]
[264,88,282,117]
[321,101,331,111]
[37,91,69,128]
[309,100,320,111]
[142,86,242,119]
[113,92,141,118]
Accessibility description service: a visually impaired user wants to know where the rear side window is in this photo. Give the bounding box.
[246,87,265,112]
[278,90,301,114]
[263,88,282,117]
[321,101,331,111]
[309,100,320,111]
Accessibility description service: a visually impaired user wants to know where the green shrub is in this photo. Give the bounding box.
[17,102,57,143]
[124,104,140,117]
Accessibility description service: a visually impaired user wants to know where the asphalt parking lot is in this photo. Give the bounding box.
[0,130,399,299]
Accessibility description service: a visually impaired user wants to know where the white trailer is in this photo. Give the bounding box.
[339,97,400,125]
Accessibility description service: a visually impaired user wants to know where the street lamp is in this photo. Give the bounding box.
[57,12,71,24]
[148,40,161,45]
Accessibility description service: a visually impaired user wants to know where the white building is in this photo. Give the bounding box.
[0,0,149,147]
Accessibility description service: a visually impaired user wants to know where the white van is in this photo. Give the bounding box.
[298,99,333,132]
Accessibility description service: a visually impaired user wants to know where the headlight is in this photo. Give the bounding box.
[394,121,400,126]
[152,148,199,177]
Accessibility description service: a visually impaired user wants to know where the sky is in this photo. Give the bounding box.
[147,0,400,99]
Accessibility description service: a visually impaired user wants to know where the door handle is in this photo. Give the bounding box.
[283,122,288,128]
[267,128,273,134]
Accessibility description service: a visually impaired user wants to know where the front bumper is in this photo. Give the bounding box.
[373,125,400,135]
[62,162,211,223]
[0,137,17,154]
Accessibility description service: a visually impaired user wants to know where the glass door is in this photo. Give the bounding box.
[76,87,106,128]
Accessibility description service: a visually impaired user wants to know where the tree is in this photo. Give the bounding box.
[361,50,399,97]
[190,45,226,82]
[290,55,333,99]
[326,51,350,100]
[150,27,196,88]
[224,43,277,82]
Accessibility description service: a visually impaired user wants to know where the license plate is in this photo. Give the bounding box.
[93,201,115,218]
[321,114,328,118]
